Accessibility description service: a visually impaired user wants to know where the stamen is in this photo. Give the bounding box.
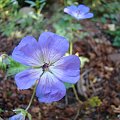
[42,63,49,71]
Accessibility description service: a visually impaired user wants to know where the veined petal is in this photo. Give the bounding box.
[38,32,69,64]
[78,4,90,13]
[36,72,66,103]
[12,36,44,66]
[64,5,77,14]
[84,13,94,19]
[15,68,43,89]
[50,55,80,83]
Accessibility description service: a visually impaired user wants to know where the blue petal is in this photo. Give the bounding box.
[38,32,69,64]
[50,55,80,83]
[84,13,94,19]
[78,4,90,13]
[36,72,66,103]
[15,68,42,89]
[9,113,25,120]
[12,36,44,66]
[64,5,77,14]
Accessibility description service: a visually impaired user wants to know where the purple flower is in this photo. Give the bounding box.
[9,113,25,120]
[64,4,93,20]
[12,32,80,103]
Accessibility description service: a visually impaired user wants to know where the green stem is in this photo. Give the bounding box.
[72,85,82,104]
[69,41,82,104]
[26,83,37,111]
[70,41,73,55]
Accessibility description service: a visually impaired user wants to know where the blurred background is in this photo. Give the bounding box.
[0,0,120,119]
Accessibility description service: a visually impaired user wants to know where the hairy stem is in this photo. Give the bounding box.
[26,82,37,111]
[72,85,82,104]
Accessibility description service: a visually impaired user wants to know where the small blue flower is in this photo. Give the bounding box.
[9,113,25,120]
[64,4,94,20]
[12,32,80,103]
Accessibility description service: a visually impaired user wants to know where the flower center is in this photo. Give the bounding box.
[42,63,49,72]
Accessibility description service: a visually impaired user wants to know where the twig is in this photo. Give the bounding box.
[74,109,80,120]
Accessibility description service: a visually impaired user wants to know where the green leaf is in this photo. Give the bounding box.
[113,36,120,47]
[39,2,46,11]
[0,62,6,71]
[0,55,7,71]
[53,14,83,42]
[25,1,36,7]
[7,57,28,76]
[27,113,32,120]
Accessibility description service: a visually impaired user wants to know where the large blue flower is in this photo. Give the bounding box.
[64,4,93,20]
[12,32,80,103]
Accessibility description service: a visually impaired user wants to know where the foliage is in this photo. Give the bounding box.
[106,27,120,47]
[51,11,89,42]
[0,0,19,20]
[91,1,120,23]
[0,55,7,71]
[53,17,82,41]
[95,1,120,15]
[0,0,18,11]
[81,0,102,7]
[82,0,120,12]
[0,10,44,37]
[0,60,6,71]
[113,36,120,47]
[0,0,19,37]
[7,57,28,76]
[88,96,102,107]
[0,0,45,37]
[0,55,28,76]
[80,0,120,24]
[64,0,78,6]
[0,0,19,36]
[25,0,47,13]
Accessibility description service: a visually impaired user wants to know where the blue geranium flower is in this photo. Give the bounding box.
[64,4,93,20]
[9,113,25,120]
[12,32,80,103]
